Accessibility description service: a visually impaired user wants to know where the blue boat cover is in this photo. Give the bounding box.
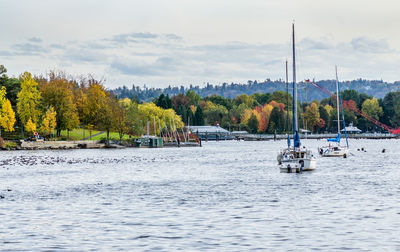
[328,133,341,143]
[294,131,301,148]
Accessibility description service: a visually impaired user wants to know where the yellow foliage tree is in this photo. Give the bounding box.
[190,105,197,114]
[0,99,16,132]
[25,118,36,134]
[0,86,6,108]
[138,103,184,135]
[324,104,334,117]
[39,71,79,136]
[17,72,41,132]
[240,109,253,124]
[40,107,57,136]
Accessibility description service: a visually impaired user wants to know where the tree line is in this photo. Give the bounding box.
[153,86,400,134]
[1,64,400,140]
[113,78,400,102]
[0,66,183,142]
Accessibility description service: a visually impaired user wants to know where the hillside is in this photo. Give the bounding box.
[112,79,400,102]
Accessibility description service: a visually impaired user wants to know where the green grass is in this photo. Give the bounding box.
[59,128,136,141]
[59,128,102,140]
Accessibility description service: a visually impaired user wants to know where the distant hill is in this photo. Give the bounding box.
[112,79,400,102]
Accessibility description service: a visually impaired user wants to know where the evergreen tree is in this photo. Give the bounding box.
[194,105,204,125]
[187,107,194,126]
[247,114,259,133]
[177,104,187,124]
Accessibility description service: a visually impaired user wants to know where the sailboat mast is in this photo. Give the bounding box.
[337,67,349,148]
[335,66,340,134]
[292,23,298,133]
[286,59,289,133]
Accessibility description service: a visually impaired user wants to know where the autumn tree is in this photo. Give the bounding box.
[114,99,130,140]
[39,71,80,136]
[17,72,41,135]
[126,101,142,136]
[202,101,228,125]
[362,98,383,120]
[40,107,57,138]
[234,94,255,108]
[97,94,117,145]
[137,102,184,136]
[0,99,16,133]
[84,80,107,128]
[25,118,36,134]
[303,102,320,131]
[361,98,383,131]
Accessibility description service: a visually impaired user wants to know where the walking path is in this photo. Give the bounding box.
[81,131,104,140]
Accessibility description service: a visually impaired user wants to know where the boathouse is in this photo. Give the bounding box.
[189,125,232,141]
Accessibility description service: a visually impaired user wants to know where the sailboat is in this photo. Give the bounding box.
[318,66,350,157]
[277,23,317,173]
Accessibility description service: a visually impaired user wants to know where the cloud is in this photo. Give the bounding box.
[350,37,392,53]
[0,50,13,56]
[49,44,66,49]
[12,42,48,55]
[111,57,178,76]
[107,32,159,44]
[299,38,333,50]
[165,33,182,41]
[63,48,108,63]
[28,37,42,43]
[3,32,400,88]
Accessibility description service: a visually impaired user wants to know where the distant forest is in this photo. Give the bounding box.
[112,79,400,103]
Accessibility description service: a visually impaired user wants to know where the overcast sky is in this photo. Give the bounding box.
[1,0,400,89]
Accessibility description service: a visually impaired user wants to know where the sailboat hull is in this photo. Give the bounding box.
[318,146,349,157]
[278,148,317,172]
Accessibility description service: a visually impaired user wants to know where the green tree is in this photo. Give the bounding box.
[97,94,117,145]
[267,91,293,111]
[186,90,201,106]
[251,93,270,106]
[204,95,233,110]
[114,99,130,140]
[247,114,259,133]
[126,100,142,136]
[234,94,255,108]
[203,101,228,125]
[341,89,360,107]
[361,98,382,131]
[303,102,320,131]
[318,105,329,132]
[194,105,204,126]
[362,98,383,120]
[154,93,172,109]
[268,106,285,133]
[382,91,400,126]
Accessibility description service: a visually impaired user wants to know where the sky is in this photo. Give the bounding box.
[1,0,400,89]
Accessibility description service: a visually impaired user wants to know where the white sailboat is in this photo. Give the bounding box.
[277,23,317,173]
[318,66,350,158]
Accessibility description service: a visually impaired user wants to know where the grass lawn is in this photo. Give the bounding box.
[59,128,135,141]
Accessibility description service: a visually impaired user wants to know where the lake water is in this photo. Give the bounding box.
[1,139,399,251]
